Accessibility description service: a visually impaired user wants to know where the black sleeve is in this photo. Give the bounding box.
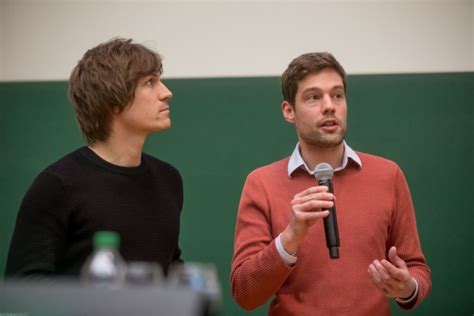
[172,168,184,264]
[5,171,68,278]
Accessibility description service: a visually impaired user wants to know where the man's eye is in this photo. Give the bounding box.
[308,95,320,101]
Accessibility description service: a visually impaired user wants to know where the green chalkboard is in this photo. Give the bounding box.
[0,73,473,315]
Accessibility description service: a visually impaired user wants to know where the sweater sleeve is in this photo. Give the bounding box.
[389,167,432,309]
[5,171,68,278]
[172,169,184,264]
[230,172,293,311]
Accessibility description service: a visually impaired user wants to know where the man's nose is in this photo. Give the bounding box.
[159,82,173,101]
[321,94,335,113]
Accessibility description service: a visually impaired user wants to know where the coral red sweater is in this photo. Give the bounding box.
[231,153,431,315]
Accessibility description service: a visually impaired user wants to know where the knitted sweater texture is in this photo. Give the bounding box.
[231,152,431,315]
[6,147,183,277]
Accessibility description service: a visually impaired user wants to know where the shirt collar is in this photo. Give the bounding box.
[287,141,362,177]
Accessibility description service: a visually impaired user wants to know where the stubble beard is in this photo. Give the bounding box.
[300,125,347,148]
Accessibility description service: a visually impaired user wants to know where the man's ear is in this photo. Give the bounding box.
[282,101,295,124]
[112,105,122,115]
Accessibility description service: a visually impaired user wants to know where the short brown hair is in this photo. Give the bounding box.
[68,38,163,144]
[281,52,346,106]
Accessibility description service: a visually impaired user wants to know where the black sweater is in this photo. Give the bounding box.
[5,147,183,277]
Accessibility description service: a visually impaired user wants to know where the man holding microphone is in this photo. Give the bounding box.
[231,52,431,315]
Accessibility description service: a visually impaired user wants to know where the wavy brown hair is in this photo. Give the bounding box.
[68,38,163,144]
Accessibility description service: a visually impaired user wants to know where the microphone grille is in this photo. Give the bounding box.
[314,163,334,181]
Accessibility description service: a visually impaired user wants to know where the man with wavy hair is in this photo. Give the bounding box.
[6,38,183,277]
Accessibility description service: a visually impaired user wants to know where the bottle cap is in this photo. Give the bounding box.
[93,231,120,249]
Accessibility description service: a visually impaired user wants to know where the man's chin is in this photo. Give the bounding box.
[299,130,346,148]
[313,135,344,148]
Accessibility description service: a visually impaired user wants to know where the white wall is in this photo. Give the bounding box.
[1,0,473,81]
[0,1,4,80]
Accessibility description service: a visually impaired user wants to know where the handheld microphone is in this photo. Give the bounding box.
[314,163,340,259]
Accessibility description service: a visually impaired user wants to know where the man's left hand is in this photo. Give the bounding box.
[368,246,416,299]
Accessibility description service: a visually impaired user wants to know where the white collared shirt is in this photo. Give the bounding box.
[287,140,362,177]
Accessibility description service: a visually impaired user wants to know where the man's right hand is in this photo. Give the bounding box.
[280,186,333,255]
